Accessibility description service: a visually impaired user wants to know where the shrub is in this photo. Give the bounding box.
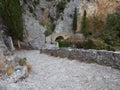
[44,25,52,36]
[0,0,24,41]
[56,1,66,13]
[75,38,115,51]
[102,13,120,46]
[106,13,120,31]
[19,58,27,66]
[56,1,66,19]
[58,40,69,48]
[7,66,14,75]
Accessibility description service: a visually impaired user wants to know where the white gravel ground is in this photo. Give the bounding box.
[1,50,120,90]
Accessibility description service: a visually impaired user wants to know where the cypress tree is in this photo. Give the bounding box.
[81,10,89,37]
[73,7,77,33]
[0,0,23,41]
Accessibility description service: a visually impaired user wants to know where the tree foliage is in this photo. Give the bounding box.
[102,13,120,46]
[106,13,120,31]
[0,0,24,40]
[56,1,66,13]
[81,10,89,37]
[44,25,52,36]
[73,7,77,33]
[58,40,69,48]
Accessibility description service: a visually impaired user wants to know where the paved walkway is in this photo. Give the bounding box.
[3,50,120,90]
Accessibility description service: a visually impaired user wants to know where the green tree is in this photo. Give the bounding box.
[81,10,89,37]
[106,13,120,31]
[44,25,52,37]
[102,13,120,46]
[0,0,24,41]
[56,1,66,13]
[73,7,77,33]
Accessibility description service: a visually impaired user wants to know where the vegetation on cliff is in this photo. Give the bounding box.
[81,13,120,50]
[56,1,66,19]
[44,25,52,36]
[102,13,120,47]
[0,0,24,41]
[81,10,89,37]
[73,7,77,33]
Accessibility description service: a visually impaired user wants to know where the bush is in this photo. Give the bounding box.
[102,13,120,46]
[56,1,66,19]
[75,38,115,51]
[0,0,24,40]
[56,1,66,13]
[106,13,120,31]
[58,40,69,48]
[44,25,52,36]
[19,58,27,66]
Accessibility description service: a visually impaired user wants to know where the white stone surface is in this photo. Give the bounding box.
[23,15,46,49]
[1,50,119,90]
[54,1,76,33]
[6,66,28,83]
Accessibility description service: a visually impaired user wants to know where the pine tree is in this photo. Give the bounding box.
[0,0,23,41]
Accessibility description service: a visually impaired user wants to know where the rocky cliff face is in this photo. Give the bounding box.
[78,0,120,17]
[77,0,120,31]
[21,0,120,31]
[96,0,120,20]
[19,0,120,48]
[1,0,119,49]
[20,0,64,49]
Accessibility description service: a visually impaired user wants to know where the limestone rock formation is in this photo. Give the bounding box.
[96,0,120,20]
[1,0,119,49]
[20,0,120,48]
[23,14,46,49]
[0,27,11,54]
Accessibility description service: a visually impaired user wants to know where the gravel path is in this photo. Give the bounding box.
[3,50,120,90]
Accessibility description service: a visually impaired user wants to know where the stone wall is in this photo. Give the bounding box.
[42,48,120,69]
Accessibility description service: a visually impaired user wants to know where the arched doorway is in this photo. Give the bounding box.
[55,36,64,42]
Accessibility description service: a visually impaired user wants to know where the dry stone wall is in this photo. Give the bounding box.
[42,48,120,69]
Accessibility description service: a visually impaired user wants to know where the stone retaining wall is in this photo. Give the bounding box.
[42,48,120,69]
